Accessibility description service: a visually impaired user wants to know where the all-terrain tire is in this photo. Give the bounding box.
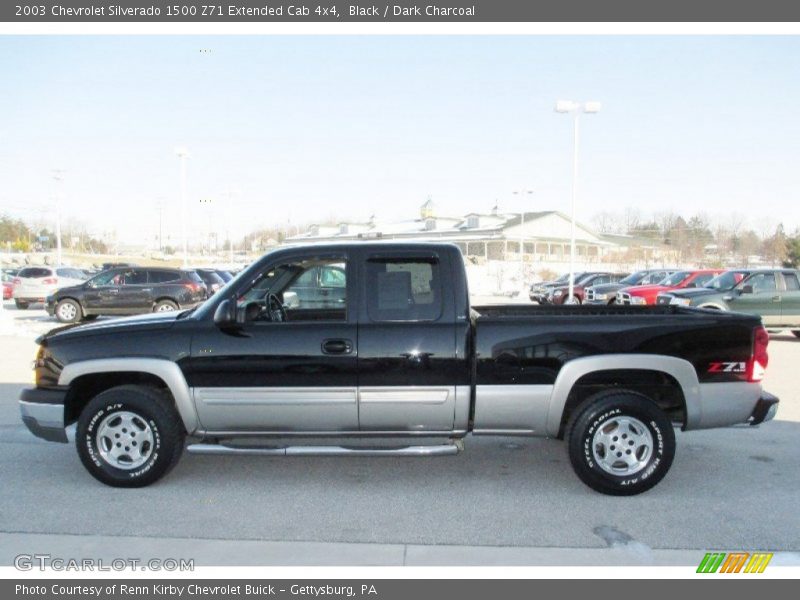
[566,390,675,496]
[76,385,185,488]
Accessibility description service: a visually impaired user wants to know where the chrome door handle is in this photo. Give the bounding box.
[772,296,781,302]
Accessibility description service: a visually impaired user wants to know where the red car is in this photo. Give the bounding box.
[616,269,724,305]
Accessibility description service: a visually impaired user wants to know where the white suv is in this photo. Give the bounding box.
[12,267,87,309]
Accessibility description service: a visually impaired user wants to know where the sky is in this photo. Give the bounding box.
[1,35,799,245]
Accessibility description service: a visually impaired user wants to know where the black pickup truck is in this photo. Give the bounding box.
[19,242,778,495]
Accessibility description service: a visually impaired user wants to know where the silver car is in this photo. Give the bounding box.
[12,266,87,309]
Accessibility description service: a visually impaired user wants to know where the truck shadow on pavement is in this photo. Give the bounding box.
[1,379,798,551]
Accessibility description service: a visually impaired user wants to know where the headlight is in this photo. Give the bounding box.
[670,297,692,306]
[554,290,563,297]
[630,296,647,305]
[594,293,608,300]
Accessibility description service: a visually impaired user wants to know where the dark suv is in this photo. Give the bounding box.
[547,272,629,305]
[46,267,207,323]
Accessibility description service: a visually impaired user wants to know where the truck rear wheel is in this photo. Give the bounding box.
[792,330,800,339]
[76,385,185,488]
[566,390,675,496]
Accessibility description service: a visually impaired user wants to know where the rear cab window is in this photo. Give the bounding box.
[783,272,800,291]
[19,267,52,279]
[365,256,442,322]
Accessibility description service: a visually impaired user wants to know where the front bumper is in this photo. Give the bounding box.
[750,391,779,426]
[19,387,68,443]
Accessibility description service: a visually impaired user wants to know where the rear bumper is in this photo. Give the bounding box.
[19,387,68,443]
[749,391,779,426]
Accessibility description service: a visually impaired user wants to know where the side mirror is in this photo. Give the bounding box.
[213,299,237,327]
[740,285,754,295]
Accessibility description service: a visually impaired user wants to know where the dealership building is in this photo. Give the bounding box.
[286,200,671,269]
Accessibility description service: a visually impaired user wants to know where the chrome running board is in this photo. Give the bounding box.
[186,442,462,457]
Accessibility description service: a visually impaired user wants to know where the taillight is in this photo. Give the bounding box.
[183,282,202,293]
[747,325,769,383]
[42,278,58,285]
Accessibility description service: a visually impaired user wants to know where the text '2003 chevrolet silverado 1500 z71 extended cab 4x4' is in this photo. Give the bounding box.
[19,243,779,495]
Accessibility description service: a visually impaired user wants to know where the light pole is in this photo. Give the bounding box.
[174,147,189,267]
[224,189,237,264]
[555,100,601,303]
[52,169,65,266]
[511,188,534,278]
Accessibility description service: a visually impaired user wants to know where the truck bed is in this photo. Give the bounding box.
[472,304,750,320]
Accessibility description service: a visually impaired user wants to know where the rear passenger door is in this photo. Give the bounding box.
[356,250,461,432]
[115,269,154,313]
[780,272,800,326]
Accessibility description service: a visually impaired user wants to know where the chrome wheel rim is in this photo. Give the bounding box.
[156,303,175,312]
[96,411,155,470]
[58,302,77,321]
[592,416,653,476]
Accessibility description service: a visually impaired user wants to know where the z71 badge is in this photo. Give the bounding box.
[708,361,747,373]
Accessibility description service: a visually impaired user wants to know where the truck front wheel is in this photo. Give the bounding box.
[566,390,675,496]
[76,385,185,488]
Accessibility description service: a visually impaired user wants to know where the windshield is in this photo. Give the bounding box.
[705,271,749,290]
[619,271,647,285]
[660,271,691,286]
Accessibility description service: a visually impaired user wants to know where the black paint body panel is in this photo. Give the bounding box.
[34,243,762,399]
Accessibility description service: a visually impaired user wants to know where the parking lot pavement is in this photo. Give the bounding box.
[1,303,799,566]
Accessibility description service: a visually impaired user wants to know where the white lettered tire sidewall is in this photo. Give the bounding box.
[568,391,676,496]
[83,402,162,478]
[76,385,185,488]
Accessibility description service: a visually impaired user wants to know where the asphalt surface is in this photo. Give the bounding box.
[1,304,799,565]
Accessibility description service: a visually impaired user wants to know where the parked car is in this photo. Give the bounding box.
[659,269,800,336]
[193,268,226,296]
[45,267,207,323]
[529,272,592,303]
[547,272,629,305]
[615,269,724,305]
[101,262,137,271]
[585,269,677,305]
[2,272,14,300]
[12,266,88,309]
[20,242,778,495]
[215,269,234,283]
[656,270,750,306]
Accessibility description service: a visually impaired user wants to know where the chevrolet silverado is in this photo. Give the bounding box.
[19,243,779,495]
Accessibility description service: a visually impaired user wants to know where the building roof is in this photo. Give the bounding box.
[291,209,614,246]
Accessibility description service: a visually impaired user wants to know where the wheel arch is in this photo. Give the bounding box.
[546,354,701,437]
[697,302,727,311]
[59,358,199,433]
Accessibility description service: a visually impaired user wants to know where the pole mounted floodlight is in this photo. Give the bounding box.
[554,100,601,303]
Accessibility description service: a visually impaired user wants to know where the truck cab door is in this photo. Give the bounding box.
[355,251,465,432]
[185,251,359,433]
[728,272,782,325]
